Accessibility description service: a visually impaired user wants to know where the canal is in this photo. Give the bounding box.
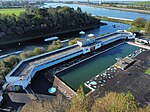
[59,43,139,93]
[0,21,130,56]
[44,3,150,20]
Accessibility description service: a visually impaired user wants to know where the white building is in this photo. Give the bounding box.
[77,38,96,47]
[4,31,135,91]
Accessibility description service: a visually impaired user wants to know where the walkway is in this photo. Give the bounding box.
[127,41,150,50]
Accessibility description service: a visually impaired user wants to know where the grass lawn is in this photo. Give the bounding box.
[0,8,25,16]
[95,16,133,25]
[146,68,150,75]
[132,1,150,6]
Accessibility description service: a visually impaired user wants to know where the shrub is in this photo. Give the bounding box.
[145,20,150,36]
[132,18,146,28]
[47,40,63,51]
[19,51,34,60]
[100,34,104,36]
[68,38,81,46]
[33,47,45,55]
[2,55,19,68]
[91,92,137,112]
[21,94,70,112]
[128,26,140,33]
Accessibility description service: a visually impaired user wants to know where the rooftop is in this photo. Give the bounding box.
[115,57,135,70]
[11,46,82,78]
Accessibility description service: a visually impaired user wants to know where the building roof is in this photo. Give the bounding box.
[115,57,135,70]
[78,37,95,43]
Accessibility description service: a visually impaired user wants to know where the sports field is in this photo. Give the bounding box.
[0,8,25,16]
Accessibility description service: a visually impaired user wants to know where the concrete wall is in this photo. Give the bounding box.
[95,43,102,49]
[53,76,77,98]
[83,47,91,54]
[102,36,125,46]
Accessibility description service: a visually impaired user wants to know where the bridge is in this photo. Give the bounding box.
[5,31,135,90]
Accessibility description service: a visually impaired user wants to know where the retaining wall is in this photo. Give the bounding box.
[53,76,77,99]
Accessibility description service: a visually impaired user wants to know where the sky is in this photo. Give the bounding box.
[61,0,150,1]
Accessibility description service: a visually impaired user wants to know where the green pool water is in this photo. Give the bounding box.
[59,43,139,93]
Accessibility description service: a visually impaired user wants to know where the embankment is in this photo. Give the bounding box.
[77,3,150,14]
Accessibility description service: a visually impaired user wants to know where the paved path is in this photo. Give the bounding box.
[127,41,150,50]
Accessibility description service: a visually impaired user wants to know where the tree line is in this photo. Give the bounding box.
[128,18,150,36]
[0,6,100,43]
[0,1,44,8]
[21,86,150,112]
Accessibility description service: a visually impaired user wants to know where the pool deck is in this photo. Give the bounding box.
[87,50,150,106]
[127,41,150,50]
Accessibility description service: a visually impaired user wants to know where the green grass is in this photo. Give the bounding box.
[95,16,133,25]
[132,1,150,6]
[146,68,150,75]
[0,8,25,16]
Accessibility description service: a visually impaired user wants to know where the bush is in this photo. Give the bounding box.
[145,20,150,36]
[128,26,140,33]
[68,38,81,46]
[2,55,19,68]
[47,40,63,51]
[19,51,34,60]
[47,45,55,52]
[33,47,45,55]
[0,70,5,80]
[91,92,137,112]
[132,18,146,28]
[21,94,70,112]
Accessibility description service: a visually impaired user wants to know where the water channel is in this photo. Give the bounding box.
[44,3,150,20]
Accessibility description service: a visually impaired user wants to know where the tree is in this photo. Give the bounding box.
[145,20,150,36]
[2,55,19,68]
[91,92,138,112]
[0,7,100,44]
[138,104,150,112]
[77,7,82,12]
[132,18,146,28]
[21,94,70,112]
[67,86,92,112]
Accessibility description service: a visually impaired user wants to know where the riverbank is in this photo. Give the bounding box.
[77,3,150,14]
[95,16,133,25]
[0,23,106,46]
